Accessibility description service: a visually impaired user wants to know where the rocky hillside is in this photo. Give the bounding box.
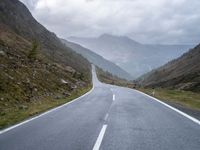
[0,0,90,76]
[0,0,92,128]
[61,39,133,80]
[69,34,192,78]
[137,44,200,92]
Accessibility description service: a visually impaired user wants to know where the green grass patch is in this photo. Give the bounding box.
[138,88,200,111]
[96,67,135,88]
[0,86,92,129]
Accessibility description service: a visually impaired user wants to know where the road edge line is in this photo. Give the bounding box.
[0,85,95,135]
[135,90,200,125]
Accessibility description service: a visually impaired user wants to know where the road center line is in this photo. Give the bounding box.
[104,114,109,121]
[93,124,107,150]
[113,94,115,101]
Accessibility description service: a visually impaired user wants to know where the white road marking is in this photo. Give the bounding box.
[104,114,109,121]
[113,94,115,101]
[0,86,95,135]
[93,124,107,150]
[136,90,200,125]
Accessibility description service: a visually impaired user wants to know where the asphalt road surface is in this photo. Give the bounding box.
[0,66,200,150]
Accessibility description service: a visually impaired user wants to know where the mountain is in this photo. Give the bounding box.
[61,39,133,80]
[0,0,92,128]
[137,44,200,92]
[0,0,90,76]
[68,34,193,78]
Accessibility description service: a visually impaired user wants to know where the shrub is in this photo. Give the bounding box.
[28,40,38,60]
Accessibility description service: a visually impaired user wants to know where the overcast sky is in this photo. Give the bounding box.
[20,0,200,44]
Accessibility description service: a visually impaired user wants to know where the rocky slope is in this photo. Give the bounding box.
[0,0,90,76]
[0,0,92,127]
[61,39,133,80]
[137,44,200,92]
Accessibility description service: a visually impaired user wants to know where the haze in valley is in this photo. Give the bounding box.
[20,0,200,78]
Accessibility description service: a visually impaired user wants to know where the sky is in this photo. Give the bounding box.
[20,0,200,44]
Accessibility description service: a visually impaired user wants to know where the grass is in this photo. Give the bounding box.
[0,85,92,129]
[96,67,135,88]
[138,88,200,111]
[0,30,92,130]
[95,66,200,112]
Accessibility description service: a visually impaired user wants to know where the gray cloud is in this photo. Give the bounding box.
[20,0,200,44]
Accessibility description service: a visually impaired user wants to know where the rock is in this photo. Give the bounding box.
[76,81,86,87]
[26,78,30,83]
[62,92,71,97]
[19,105,28,110]
[71,85,77,89]
[0,50,5,56]
[176,82,197,90]
[64,66,76,74]
[33,70,37,77]
[0,97,4,101]
[8,75,14,80]
[61,79,68,84]
[0,64,6,68]
[9,56,13,60]
[54,95,62,99]
[34,88,38,92]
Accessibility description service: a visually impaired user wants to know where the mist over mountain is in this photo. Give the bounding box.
[61,39,133,80]
[68,34,193,78]
[137,44,200,92]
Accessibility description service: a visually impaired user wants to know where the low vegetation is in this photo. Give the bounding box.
[96,66,200,114]
[0,86,91,129]
[138,88,200,111]
[28,40,39,61]
[137,44,200,92]
[96,67,135,88]
[0,23,92,129]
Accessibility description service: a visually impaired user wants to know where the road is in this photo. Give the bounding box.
[0,66,200,150]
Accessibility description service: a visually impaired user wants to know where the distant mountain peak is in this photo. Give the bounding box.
[61,38,133,80]
[99,33,115,38]
[98,33,141,45]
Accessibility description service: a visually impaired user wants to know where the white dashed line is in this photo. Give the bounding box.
[113,94,115,101]
[104,114,109,121]
[93,124,107,150]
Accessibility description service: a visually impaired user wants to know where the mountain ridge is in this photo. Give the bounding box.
[61,39,133,80]
[0,0,91,76]
[137,44,200,91]
[68,34,193,78]
[0,0,92,128]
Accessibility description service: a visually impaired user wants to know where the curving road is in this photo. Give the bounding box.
[0,66,200,150]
